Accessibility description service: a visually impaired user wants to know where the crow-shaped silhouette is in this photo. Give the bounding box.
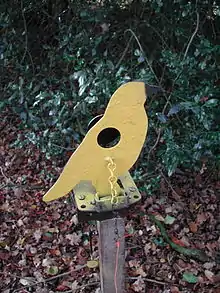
[43,82,161,202]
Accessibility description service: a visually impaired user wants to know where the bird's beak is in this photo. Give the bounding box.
[145,84,164,97]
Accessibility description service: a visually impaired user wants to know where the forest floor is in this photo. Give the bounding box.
[1,110,220,293]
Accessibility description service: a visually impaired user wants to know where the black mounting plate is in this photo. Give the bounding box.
[77,207,129,222]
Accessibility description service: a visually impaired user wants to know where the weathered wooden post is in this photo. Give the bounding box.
[42,82,160,292]
[97,218,125,293]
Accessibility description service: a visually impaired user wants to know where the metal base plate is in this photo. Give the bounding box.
[77,207,129,222]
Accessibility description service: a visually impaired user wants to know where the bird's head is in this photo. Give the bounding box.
[106,81,163,109]
[87,82,163,131]
[110,82,146,108]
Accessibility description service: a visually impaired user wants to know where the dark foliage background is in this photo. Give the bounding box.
[1,0,220,188]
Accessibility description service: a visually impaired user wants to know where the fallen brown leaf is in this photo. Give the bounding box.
[170,286,181,293]
[196,212,208,225]
[213,274,220,283]
[205,269,214,282]
[189,221,198,233]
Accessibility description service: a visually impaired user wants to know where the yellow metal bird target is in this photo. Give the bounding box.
[43,82,149,212]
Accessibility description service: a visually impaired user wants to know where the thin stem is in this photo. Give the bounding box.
[162,12,200,115]
[13,265,87,292]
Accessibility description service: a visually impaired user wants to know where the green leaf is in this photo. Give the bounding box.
[164,215,176,225]
[182,272,198,283]
[20,112,27,121]
[32,84,41,94]
[138,56,145,63]
[134,49,141,56]
[79,84,88,96]
[44,232,53,238]
[127,226,134,235]
[204,99,218,107]
[199,61,206,70]
[80,10,87,17]
[156,113,168,123]
[153,237,166,247]
[167,158,178,177]
[0,101,7,110]
[180,102,195,111]
[46,266,59,276]
[167,104,181,116]
[43,129,49,137]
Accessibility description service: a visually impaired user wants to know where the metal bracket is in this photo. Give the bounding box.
[74,171,141,214]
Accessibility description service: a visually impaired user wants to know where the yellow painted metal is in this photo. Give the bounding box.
[43,81,148,203]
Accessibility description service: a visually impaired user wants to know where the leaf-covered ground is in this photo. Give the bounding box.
[1,111,220,293]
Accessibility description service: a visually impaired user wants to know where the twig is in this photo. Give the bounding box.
[0,183,45,190]
[20,0,35,73]
[143,278,167,286]
[27,50,35,74]
[147,128,162,162]
[125,245,143,250]
[144,22,170,50]
[122,29,169,162]
[128,277,168,286]
[76,117,86,136]
[57,282,100,293]
[125,29,161,87]
[50,142,75,151]
[133,15,200,159]
[0,167,45,191]
[124,29,169,161]
[162,12,200,115]
[211,19,216,40]
[13,265,87,292]
[183,12,200,61]
[160,171,181,198]
[124,29,170,105]
[0,166,10,182]
[159,63,167,85]
[115,35,133,69]
[38,265,87,283]
[20,0,28,65]
[0,167,19,190]
[42,9,55,20]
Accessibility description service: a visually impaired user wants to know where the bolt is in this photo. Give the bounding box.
[129,187,136,192]
[78,195,85,200]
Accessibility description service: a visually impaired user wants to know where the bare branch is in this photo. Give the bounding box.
[125,29,162,87]
[56,282,100,293]
[13,265,87,292]
[20,0,28,65]
[183,12,200,61]
[115,35,133,69]
[162,12,200,115]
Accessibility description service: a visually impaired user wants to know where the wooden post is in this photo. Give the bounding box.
[97,217,125,293]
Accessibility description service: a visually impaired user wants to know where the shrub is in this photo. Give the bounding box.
[1,0,220,178]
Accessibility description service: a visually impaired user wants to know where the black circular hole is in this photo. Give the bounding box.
[97,127,120,148]
[133,195,139,199]
[81,204,86,209]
